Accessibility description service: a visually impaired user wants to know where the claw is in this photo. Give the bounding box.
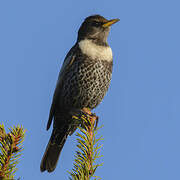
[82,107,92,115]
[71,108,99,130]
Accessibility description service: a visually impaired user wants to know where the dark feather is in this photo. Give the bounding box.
[41,123,69,172]
[46,45,77,130]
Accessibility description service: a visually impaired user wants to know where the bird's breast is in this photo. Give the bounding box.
[60,56,113,110]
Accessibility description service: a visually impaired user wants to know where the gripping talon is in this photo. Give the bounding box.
[71,108,99,130]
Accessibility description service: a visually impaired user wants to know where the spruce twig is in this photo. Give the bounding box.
[69,113,103,180]
[0,124,25,180]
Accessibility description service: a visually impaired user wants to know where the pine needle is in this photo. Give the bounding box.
[68,113,103,180]
[0,124,26,179]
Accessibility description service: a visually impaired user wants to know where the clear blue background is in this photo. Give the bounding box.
[0,0,180,179]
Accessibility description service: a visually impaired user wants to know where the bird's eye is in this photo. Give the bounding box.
[92,21,100,27]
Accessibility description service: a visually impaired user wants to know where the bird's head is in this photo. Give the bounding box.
[77,15,119,45]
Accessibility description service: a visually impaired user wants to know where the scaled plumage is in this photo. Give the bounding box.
[40,15,119,173]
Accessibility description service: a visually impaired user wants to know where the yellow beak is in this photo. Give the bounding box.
[102,18,120,28]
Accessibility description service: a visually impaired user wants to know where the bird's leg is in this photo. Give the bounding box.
[82,107,92,116]
[70,108,99,130]
[81,108,99,130]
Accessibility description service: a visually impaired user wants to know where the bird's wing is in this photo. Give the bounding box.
[46,44,77,130]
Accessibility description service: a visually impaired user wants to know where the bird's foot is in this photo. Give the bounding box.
[81,108,99,130]
[82,107,92,116]
[70,108,99,130]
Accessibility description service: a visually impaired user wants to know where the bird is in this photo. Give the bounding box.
[40,14,119,173]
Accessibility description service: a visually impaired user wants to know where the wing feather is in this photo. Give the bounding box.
[46,44,77,130]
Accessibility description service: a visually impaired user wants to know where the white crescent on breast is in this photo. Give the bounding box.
[78,39,113,62]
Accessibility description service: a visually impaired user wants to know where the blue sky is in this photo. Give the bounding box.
[0,0,180,179]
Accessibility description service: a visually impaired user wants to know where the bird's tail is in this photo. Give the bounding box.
[40,127,68,172]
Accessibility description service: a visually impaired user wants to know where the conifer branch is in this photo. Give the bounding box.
[0,124,25,180]
[69,113,103,180]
